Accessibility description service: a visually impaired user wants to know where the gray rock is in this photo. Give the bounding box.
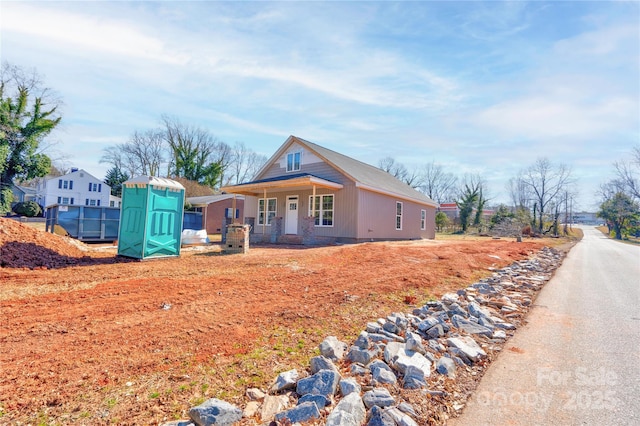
[426,324,445,339]
[270,369,298,393]
[369,360,397,385]
[188,398,243,426]
[405,331,426,354]
[383,341,405,364]
[451,314,493,337]
[392,348,432,378]
[384,406,419,426]
[417,316,440,332]
[355,331,370,349]
[441,293,460,305]
[319,336,348,361]
[478,316,495,330]
[296,369,341,397]
[494,321,516,330]
[366,322,383,334]
[367,405,396,426]
[428,339,446,353]
[391,312,409,331]
[368,333,392,343]
[274,401,320,424]
[325,392,366,426]
[350,363,367,375]
[309,355,339,374]
[160,421,194,426]
[363,388,395,409]
[492,329,507,339]
[347,345,378,365]
[449,349,471,365]
[447,336,487,362]
[382,320,399,335]
[298,393,329,408]
[436,356,456,378]
[446,302,469,318]
[339,377,361,396]
[403,364,427,389]
[398,402,417,417]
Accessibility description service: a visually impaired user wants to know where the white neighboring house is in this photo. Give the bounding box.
[35,168,113,208]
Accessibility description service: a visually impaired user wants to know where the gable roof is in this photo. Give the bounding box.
[259,136,437,207]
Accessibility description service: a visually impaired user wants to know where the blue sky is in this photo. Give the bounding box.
[1,1,638,209]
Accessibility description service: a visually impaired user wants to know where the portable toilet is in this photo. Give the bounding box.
[117,176,185,259]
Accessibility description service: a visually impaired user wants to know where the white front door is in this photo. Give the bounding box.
[285,196,298,234]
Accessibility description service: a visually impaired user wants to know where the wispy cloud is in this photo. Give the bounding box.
[2,3,189,65]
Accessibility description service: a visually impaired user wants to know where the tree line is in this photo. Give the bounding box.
[597,146,640,239]
[378,156,575,236]
[100,115,268,197]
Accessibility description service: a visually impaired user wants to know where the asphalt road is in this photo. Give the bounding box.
[451,226,640,426]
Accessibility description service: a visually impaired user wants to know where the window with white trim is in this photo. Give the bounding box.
[88,183,102,192]
[309,194,334,227]
[286,152,301,172]
[421,209,426,230]
[396,202,403,230]
[258,198,277,225]
[58,197,74,205]
[58,179,73,190]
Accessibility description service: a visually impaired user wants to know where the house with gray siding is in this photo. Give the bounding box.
[220,136,438,244]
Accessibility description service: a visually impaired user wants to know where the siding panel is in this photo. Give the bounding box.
[357,189,435,240]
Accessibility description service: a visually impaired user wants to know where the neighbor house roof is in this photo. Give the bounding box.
[186,193,244,207]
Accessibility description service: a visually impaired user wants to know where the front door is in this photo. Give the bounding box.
[285,196,298,234]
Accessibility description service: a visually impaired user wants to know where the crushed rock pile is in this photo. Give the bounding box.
[162,246,565,426]
[0,218,90,269]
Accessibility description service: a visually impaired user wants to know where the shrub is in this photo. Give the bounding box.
[12,201,42,217]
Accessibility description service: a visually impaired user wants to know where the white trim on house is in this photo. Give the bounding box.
[308,194,335,227]
[257,197,277,226]
[396,201,403,230]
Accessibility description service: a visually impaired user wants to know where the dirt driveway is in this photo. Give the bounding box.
[0,218,548,425]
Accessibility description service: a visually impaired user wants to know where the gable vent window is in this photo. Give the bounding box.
[287,152,301,172]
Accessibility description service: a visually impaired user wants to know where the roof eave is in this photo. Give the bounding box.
[221,176,343,195]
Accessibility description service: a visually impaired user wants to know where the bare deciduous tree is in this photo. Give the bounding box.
[519,158,572,233]
[612,145,640,201]
[419,161,458,203]
[224,141,268,185]
[378,156,420,188]
[126,130,166,177]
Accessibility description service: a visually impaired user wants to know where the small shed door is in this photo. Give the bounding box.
[285,196,298,234]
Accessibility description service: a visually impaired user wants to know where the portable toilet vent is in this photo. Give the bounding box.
[117,176,185,259]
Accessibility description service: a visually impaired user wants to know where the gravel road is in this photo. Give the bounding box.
[451,226,640,425]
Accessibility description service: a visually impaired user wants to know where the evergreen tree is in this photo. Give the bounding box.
[104,167,129,198]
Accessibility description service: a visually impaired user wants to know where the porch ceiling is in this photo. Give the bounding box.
[220,175,343,196]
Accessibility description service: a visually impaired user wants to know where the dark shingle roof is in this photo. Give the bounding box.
[292,136,437,207]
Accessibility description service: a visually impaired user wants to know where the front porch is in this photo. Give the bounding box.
[221,174,343,246]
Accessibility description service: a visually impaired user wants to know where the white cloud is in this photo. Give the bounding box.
[1,3,189,65]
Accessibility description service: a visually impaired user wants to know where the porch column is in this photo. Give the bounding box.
[262,188,267,238]
[312,185,316,223]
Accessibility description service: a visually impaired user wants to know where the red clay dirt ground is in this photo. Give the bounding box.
[0,218,551,425]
